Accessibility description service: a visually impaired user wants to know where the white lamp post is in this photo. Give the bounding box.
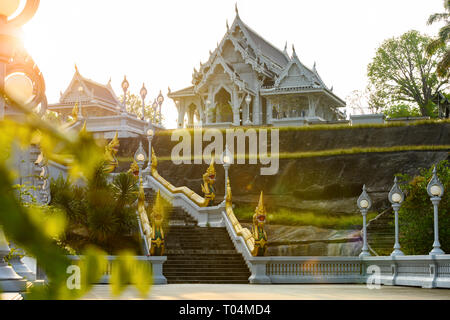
[121,76,129,115]
[388,177,405,256]
[358,185,372,257]
[427,166,445,255]
[140,83,147,121]
[222,145,232,200]
[244,94,252,126]
[134,141,147,180]
[143,127,154,174]
[152,99,158,125]
[157,91,164,125]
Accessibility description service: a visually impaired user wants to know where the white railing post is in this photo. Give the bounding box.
[248,258,271,284]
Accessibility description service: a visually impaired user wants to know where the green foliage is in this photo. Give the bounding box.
[50,172,139,254]
[367,30,449,116]
[426,0,450,78]
[234,205,377,230]
[383,104,422,119]
[397,160,450,255]
[0,94,152,299]
[118,92,161,123]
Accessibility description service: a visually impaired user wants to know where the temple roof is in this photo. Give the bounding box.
[168,86,196,98]
[239,20,290,69]
[59,66,120,106]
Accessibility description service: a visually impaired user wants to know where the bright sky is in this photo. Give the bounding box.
[21,0,444,128]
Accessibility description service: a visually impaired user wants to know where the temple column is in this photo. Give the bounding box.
[266,99,273,125]
[232,88,240,126]
[308,96,320,118]
[177,100,186,128]
[206,87,214,124]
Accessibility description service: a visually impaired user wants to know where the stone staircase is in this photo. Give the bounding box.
[145,189,251,284]
[366,208,395,256]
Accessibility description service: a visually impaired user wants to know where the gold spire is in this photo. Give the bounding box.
[151,147,158,172]
[206,156,216,177]
[80,120,87,134]
[152,190,165,219]
[255,191,266,216]
[111,131,119,145]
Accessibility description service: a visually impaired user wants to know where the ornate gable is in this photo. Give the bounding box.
[60,66,120,106]
[275,46,327,89]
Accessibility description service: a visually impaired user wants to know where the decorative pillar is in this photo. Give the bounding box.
[357,185,372,257]
[266,99,273,125]
[427,166,445,255]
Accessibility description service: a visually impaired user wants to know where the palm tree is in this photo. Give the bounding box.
[427,0,450,77]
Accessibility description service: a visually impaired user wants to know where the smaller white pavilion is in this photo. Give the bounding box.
[48,66,160,139]
[169,6,346,128]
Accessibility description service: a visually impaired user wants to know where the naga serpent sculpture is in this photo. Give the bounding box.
[251,191,268,257]
[150,148,216,207]
[150,190,165,256]
[103,132,120,174]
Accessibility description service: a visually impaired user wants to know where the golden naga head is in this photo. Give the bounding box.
[253,191,267,228]
[107,132,120,155]
[129,160,140,177]
[203,156,216,184]
[71,103,79,121]
[152,190,165,226]
[151,147,158,172]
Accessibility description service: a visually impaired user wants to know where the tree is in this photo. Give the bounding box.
[397,161,449,255]
[367,30,449,117]
[118,92,160,123]
[383,104,421,119]
[427,0,450,78]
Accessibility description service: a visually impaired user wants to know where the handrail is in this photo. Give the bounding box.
[137,179,151,255]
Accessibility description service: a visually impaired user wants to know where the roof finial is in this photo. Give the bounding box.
[235,3,239,16]
[168,86,171,94]
[292,44,298,59]
[75,64,79,73]
[226,19,229,31]
[284,41,288,52]
[330,86,334,92]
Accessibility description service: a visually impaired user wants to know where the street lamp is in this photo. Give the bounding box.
[244,94,252,126]
[157,90,164,125]
[222,145,232,200]
[140,83,147,121]
[143,127,154,174]
[1,0,45,118]
[388,177,405,256]
[121,75,129,114]
[427,166,445,255]
[134,141,147,180]
[152,99,158,125]
[357,185,372,257]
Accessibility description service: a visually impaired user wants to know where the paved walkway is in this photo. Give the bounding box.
[82,284,450,300]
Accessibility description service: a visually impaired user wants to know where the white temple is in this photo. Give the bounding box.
[169,6,346,128]
[48,66,158,139]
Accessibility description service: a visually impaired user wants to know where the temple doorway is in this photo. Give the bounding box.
[215,88,233,123]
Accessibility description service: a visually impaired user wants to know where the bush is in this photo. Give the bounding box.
[398,160,450,255]
[50,171,140,254]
